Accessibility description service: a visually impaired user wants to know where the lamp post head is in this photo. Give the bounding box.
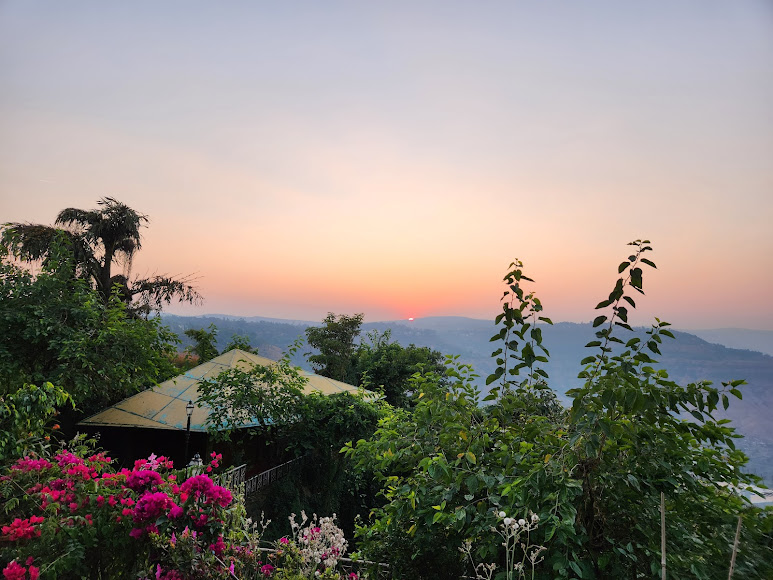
[186,400,194,418]
[188,453,203,468]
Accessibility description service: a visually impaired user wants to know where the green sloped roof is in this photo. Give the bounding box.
[78,349,376,432]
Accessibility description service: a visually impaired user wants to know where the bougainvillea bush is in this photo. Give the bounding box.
[0,442,360,579]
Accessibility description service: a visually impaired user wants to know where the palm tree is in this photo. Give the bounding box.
[2,197,200,315]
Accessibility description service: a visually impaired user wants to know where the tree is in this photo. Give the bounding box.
[0,236,180,415]
[198,340,387,541]
[305,313,364,382]
[184,324,220,363]
[351,329,447,408]
[1,197,200,316]
[198,348,308,439]
[222,333,257,354]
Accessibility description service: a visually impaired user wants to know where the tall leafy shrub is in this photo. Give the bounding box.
[346,241,773,579]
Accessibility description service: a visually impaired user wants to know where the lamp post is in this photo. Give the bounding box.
[185,399,194,463]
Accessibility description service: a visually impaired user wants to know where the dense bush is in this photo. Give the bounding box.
[199,353,388,542]
[346,242,773,579]
[0,441,364,579]
[0,239,179,416]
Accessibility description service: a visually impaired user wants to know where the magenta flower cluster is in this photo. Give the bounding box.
[1,449,240,579]
[2,450,358,579]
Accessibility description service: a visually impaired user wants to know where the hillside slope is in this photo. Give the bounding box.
[161,314,773,482]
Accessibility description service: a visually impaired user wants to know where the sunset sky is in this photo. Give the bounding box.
[2,2,772,329]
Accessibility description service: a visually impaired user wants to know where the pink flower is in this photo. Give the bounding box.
[2,516,44,541]
[260,564,274,577]
[132,492,173,523]
[11,457,53,472]
[2,561,27,580]
[125,469,163,492]
[209,535,226,556]
[179,474,232,507]
[279,537,289,545]
[55,450,84,467]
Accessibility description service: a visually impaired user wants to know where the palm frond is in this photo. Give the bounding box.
[1,223,68,261]
[55,208,100,232]
[128,274,202,316]
[90,197,149,258]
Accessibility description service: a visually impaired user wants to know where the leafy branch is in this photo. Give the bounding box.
[485,260,553,401]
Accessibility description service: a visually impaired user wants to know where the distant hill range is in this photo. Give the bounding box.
[684,328,773,357]
[161,314,773,483]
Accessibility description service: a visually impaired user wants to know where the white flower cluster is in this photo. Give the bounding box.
[462,508,546,580]
[289,511,348,573]
[497,510,539,533]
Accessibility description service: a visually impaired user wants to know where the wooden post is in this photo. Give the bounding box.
[661,491,666,580]
[728,515,742,580]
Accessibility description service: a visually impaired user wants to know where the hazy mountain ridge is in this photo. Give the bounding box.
[161,314,773,482]
[685,328,773,357]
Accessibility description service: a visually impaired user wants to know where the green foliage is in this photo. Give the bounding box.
[0,382,72,464]
[0,240,180,415]
[351,329,447,408]
[198,347,308,441]
[2,197,200,316]
[305,313,364,382]
[185,323,220,363]
[346,242,773,579]
[223,333,257,353]
[564,241,769,578]
[199,341,387,540]
[273,391,387,538]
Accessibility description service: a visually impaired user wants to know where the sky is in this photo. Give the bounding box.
[1,1,772,329]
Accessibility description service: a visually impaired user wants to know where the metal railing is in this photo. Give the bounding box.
[256,548,390,580]
[243,455,307,496]
[214,463,247,491]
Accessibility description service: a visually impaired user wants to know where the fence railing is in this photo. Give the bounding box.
[243,455,307,496]
[256,547,390,580]
[214,463,247,491]
[202,456,307,497]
